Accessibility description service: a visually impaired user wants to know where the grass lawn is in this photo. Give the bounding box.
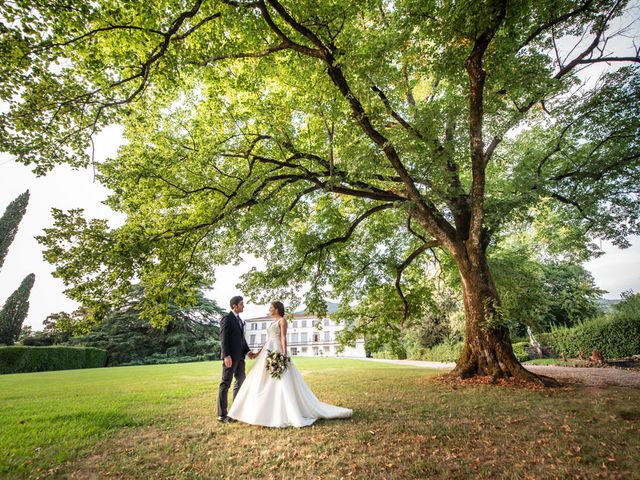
[1,358,639,479]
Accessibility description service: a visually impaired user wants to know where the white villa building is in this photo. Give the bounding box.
[243,304,366,358]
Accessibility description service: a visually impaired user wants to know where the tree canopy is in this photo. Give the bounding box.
[0,273,36,345]
[0,190,29,270]
[2,0,638,381]
[0,191,33,346]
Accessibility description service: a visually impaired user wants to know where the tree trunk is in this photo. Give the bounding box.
[448,244,557,386]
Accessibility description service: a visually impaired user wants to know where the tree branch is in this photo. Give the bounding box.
[574,55,640,65]
[554,0,625,79]
[278,185,323,224]
[173,13,222,40]
[309,203,396,254]
[547,192,592,220]
[395,240,440,323]
[250,0,324,58]
[517,0,596,52]
[371,84,424,140]
[407,216,429,244]
[265,0,329,54]
[31,24,165,52]
[465,0,507,248]
[483,136,502,167]
[234,0,458,247]
[548,152,640,182]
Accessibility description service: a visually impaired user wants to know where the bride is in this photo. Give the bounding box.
[227,301,352,427]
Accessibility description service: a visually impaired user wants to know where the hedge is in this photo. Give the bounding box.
[376,341,533,363]
[375,310,639,364]
[118,352,219,366]
[413,341,463,362]
[376,341,529,363]
[537,309,640,359]
[410,341,531,363]
[372,351,397,360]
[0,346,108,374]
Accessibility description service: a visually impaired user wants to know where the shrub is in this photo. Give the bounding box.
[0,346,108,374]
[377,340,533,363]
[410,341,464,362]
[371,351,402,360]
[21,333,56,346]
[114,352,218,366]
[540,300,640,359]
[511,342,531,362]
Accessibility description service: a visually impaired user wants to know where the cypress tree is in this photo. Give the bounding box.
[0,190,30,270]
[0,273,36,345]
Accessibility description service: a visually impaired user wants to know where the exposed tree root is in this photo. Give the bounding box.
[447,360,561,387]
[448,327,562,387]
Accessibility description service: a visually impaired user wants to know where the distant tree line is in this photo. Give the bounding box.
[22,285,222,366]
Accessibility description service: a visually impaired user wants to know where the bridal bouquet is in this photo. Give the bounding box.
[266,350,290,379]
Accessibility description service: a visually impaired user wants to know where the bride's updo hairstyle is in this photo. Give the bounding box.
[271,301,285,317]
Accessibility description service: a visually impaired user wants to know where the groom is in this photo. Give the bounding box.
[217,295,255,422]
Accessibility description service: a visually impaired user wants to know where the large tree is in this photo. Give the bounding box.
[0,273,36,345]
[0,190,30,270]
[2,0,639,382]
[65,286,223,365]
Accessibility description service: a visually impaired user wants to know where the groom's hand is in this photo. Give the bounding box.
[224,356,233,368]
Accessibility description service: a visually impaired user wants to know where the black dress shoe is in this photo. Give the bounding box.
[217,416,230,423]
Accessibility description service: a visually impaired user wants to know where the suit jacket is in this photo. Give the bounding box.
[219,311,250,360]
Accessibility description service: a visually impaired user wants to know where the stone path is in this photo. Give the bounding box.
[359,358,640,387]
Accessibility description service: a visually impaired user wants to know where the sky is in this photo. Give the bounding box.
[1,6,639,330]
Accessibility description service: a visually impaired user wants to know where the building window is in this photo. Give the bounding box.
[301,320,307,328]
[292,320,297,328]
[301,332,308,343]
[301,347,307,354]
[291,333,298,343]
[313,333,320,342]
[323,346,330,353]
[261,334,266,343]
[261,322,267,330]
[291,347,298,356]
[250,334,256,345]
[251,323,257,330]
[324,318,330,326]
[324,331,331,342]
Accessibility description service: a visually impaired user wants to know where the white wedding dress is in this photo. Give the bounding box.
[227,319,352,427]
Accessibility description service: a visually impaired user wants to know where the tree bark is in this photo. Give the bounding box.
[448,242,557,386]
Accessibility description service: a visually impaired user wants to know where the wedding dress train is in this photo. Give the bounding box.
[227,320,352,427]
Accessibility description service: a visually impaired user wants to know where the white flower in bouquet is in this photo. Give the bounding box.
[265,350,290,379]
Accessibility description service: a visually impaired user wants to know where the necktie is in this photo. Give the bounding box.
[237,315,244,332]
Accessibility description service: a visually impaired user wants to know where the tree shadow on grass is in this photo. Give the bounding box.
[46,410,146,431]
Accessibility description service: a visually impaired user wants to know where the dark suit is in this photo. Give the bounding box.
[217,311,250,417]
